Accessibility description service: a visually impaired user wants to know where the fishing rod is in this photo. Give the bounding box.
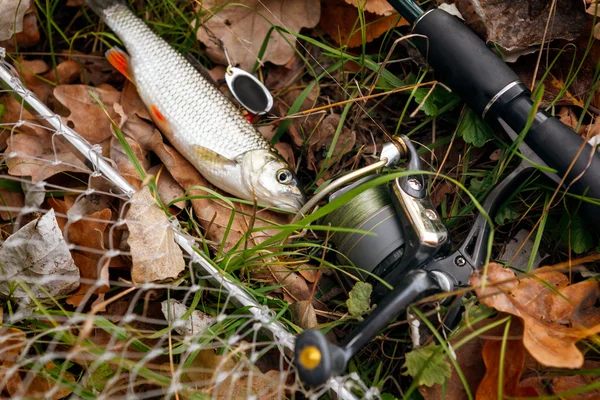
[293,0,600,389]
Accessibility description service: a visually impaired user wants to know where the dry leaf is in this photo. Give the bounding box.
[321,0,407,48]
[454,0,586,52]
[65,207,113,258]
[66,252,110,307]
[18,59,81,104]
[0,327,75,399]
[161,299,214,336]
[0,0,30,40]
[184,349,282,399]
[196,0,321,70]
[0,11,40,50]
[343,0,396,15]
[519,360,600,399]
[5,129,89,181]
[0,186,24,220]
[53,84,121,143]
[289,300,317,329]
[110,135,149,190]
[126,186,185,283]
[147,164,187,212]
[0,209,79,298]
[471,263,600,369]
[476,340,527,400]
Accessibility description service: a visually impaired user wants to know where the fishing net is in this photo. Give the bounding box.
[0,51,372,399]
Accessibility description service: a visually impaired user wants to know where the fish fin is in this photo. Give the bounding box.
[106,47,133,81]
[150,104,166,124]
[193,145,237,168]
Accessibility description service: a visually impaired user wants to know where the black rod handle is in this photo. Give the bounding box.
[410,9,600,229]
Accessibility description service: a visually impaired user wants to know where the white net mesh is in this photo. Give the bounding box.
[0,54,371,399]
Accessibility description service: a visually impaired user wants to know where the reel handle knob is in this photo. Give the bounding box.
[294,329,348,387]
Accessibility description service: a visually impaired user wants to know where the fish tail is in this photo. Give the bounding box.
[85,0,123,17]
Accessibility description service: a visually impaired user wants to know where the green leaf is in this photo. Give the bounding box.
[0,104,5,122]
[88,363,115,391]
[402,344,451,387]
[560,213,594,254]
[495,206,521,225]
[406,74,458,117]
[457,108,493,147]
[413,86,458,117]
[346,281,372,316]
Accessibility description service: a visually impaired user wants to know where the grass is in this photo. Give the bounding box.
[1,0,600,399]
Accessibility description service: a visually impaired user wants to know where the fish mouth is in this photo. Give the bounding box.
[276,195,305,213]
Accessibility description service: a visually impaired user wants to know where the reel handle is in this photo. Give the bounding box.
[295,269,449,387]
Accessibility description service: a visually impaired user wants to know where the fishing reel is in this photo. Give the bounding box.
[320,136,450,299]
[293,0,600,388]
[294,135,458,387]
[294,127,591,387]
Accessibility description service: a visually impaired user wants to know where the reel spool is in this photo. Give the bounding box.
[321,176,405,283]
[319,136,448,298]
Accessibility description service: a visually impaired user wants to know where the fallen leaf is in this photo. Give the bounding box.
[471,263,600,369]
[161,299,214,336]
[346,281,372,317]
[454,0,586,52]
[110,135,148,190]
[0,0,30,40]
[320,0,407,48]
[183,349,282,399]
[66,252,110,307]
[0,10,39,50]
[343,0,396,15]
[53,84,121,143]
[4,124,89,182]
[476,340,527,400]
[18,59,81,104]
[0,186,24,220]
[0,209,80,298]
[431,180,455,208]
[0,327,75,399]
[147,164,187,212]
[289,300,317,329]
[196,0,321,70]
[265,54,305,90]
[403,344,452,387]
[65,207,113,258]
[126,186,185,283]
[519,360,600,399]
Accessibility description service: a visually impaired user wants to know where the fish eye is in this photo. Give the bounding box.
[276,169,293,184]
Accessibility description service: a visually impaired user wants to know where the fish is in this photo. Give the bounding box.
[85,0,305,212]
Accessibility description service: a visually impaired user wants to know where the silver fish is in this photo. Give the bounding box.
[86,0,305,212]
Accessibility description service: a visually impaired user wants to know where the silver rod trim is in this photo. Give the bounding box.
[481,80,521,119]
[411,9,435,32]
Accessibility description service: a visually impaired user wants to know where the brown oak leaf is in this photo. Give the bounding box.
[321,0,407,48]
[196,0,321,70]
[471,263,600,369]
[53,84,121,143]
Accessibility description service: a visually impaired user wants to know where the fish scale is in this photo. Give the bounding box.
[102,3,269,161]
[86,0,304,212]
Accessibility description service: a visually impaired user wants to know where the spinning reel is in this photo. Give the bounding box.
[293,0,600,389]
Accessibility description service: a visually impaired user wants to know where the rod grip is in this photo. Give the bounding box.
[412,9,519,115]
